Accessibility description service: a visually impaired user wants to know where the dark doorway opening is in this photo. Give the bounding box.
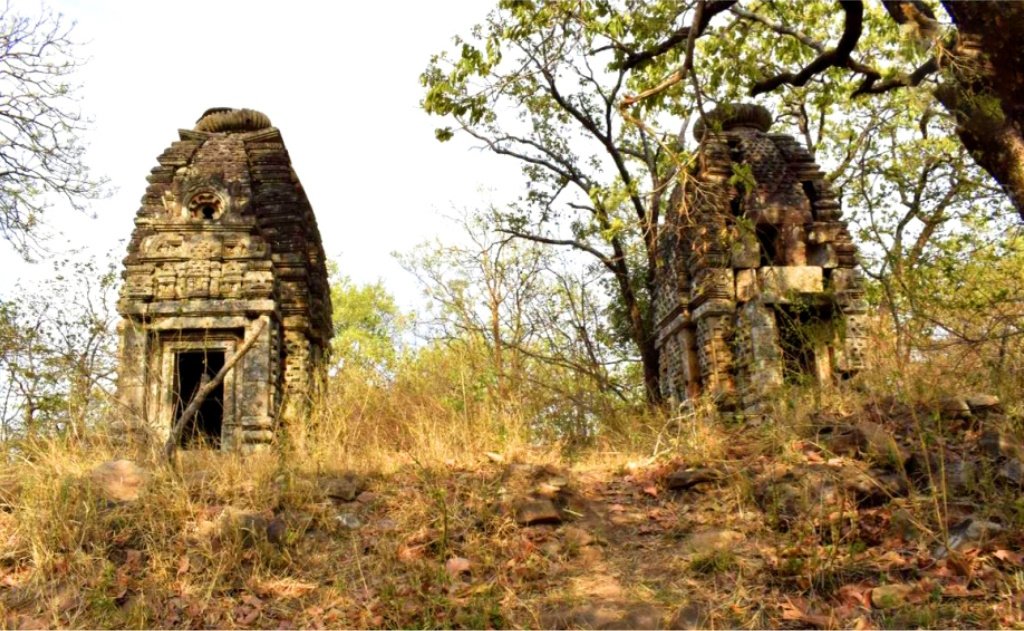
[756,224,780,265]
[173,350,225,448]
[774,305,834,385]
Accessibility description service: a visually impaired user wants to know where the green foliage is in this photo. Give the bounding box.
[328,262,408,377]
[0,253,118,438]
[422,0,1024,395]
[398,215,640,442]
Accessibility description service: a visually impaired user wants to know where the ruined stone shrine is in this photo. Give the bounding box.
[116,108,331,451]
[654,104,867,410]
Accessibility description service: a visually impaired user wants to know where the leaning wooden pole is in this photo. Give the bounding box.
[164,317,268,465]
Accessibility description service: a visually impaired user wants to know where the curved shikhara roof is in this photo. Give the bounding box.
[121,108,331,346]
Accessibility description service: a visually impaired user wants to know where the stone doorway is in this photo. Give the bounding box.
[173,350,225,448]
[774,305,835,387]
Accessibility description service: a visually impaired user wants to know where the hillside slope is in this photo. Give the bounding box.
[1,393,1022,629]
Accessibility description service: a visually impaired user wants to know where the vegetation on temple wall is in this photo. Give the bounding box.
[422,0,1024,401]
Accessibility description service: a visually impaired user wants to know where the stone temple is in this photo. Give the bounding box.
[654,104,867,410]
[116,108,331,451]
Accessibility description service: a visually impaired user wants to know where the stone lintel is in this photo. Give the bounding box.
[121,298,277,317]
[806,222,845,244]
[692,298,736,320]
[757,266,824,303]
[147,219,259,233]
[149,315,260,331]
[654,303,685,332]
[655,311,691,347]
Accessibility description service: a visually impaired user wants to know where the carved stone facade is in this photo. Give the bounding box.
[116,108,331,451]
[655,104,867,410]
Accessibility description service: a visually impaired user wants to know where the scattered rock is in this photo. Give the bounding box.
[855,420,910,468]
[936,517,1005,557]
[319,473,365,503]
[980,430,1023,461]
[870,583,914,609]
[562,525,596,548]
[906,451,970,492]
[220,507,270,546]
[998,459,1024,486]
[355,491,377,504]
[335,512,362,529]
[843,468,909,507]
[484,451,504,463]
[939,397,971,420]
[445,556,472,577]
[514,499,562,525]
[88,460,147,503]
[665,467,721,491]
[755,463,908,529]
[819,421,908,469]
[668,601,709,630]
[266,516,288,545]
[965,393,1001,414]
[680,528,744,556]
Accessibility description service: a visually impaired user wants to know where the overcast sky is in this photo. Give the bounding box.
[1,0,515,310]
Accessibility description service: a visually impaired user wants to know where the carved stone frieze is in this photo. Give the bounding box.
[116,108,332,452]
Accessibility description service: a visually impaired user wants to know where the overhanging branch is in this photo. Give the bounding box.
[751,0,867,96]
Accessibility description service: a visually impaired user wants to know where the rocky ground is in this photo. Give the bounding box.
[1,393,1023,628]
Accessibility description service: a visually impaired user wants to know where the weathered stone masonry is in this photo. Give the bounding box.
[116,108,331,451]
[654,104,867,410]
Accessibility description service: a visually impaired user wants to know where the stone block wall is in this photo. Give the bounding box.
[116,108,331,451]
[655,104,866,411]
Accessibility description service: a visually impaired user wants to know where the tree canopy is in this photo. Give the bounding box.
[422,0,1022,401]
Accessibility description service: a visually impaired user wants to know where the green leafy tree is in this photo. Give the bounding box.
[0,254,117,439]
[400,215,637,441]
[328,263,408,378]
[423,2,693,402]
[422,0,1023,400]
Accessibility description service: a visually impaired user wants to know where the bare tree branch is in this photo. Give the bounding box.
[164,318,267,464]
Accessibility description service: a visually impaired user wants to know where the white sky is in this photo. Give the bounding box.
[1,0,516,310]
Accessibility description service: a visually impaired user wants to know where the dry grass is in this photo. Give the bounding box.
[0,336,1022,628]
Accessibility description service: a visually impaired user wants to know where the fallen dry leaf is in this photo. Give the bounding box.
[235,605,259,626]
[780,596,831,628]
[445,556,472,577]
[993,549,1024,567]
[838,582,873,609]
[251,577,318,599]
[642,485,659,498]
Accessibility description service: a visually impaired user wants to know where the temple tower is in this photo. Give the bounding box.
[115,108,331,451]
[654,104,867,410]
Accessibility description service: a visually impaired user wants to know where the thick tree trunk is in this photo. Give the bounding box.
[609,257,662,405]
[939,2,1024,220]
